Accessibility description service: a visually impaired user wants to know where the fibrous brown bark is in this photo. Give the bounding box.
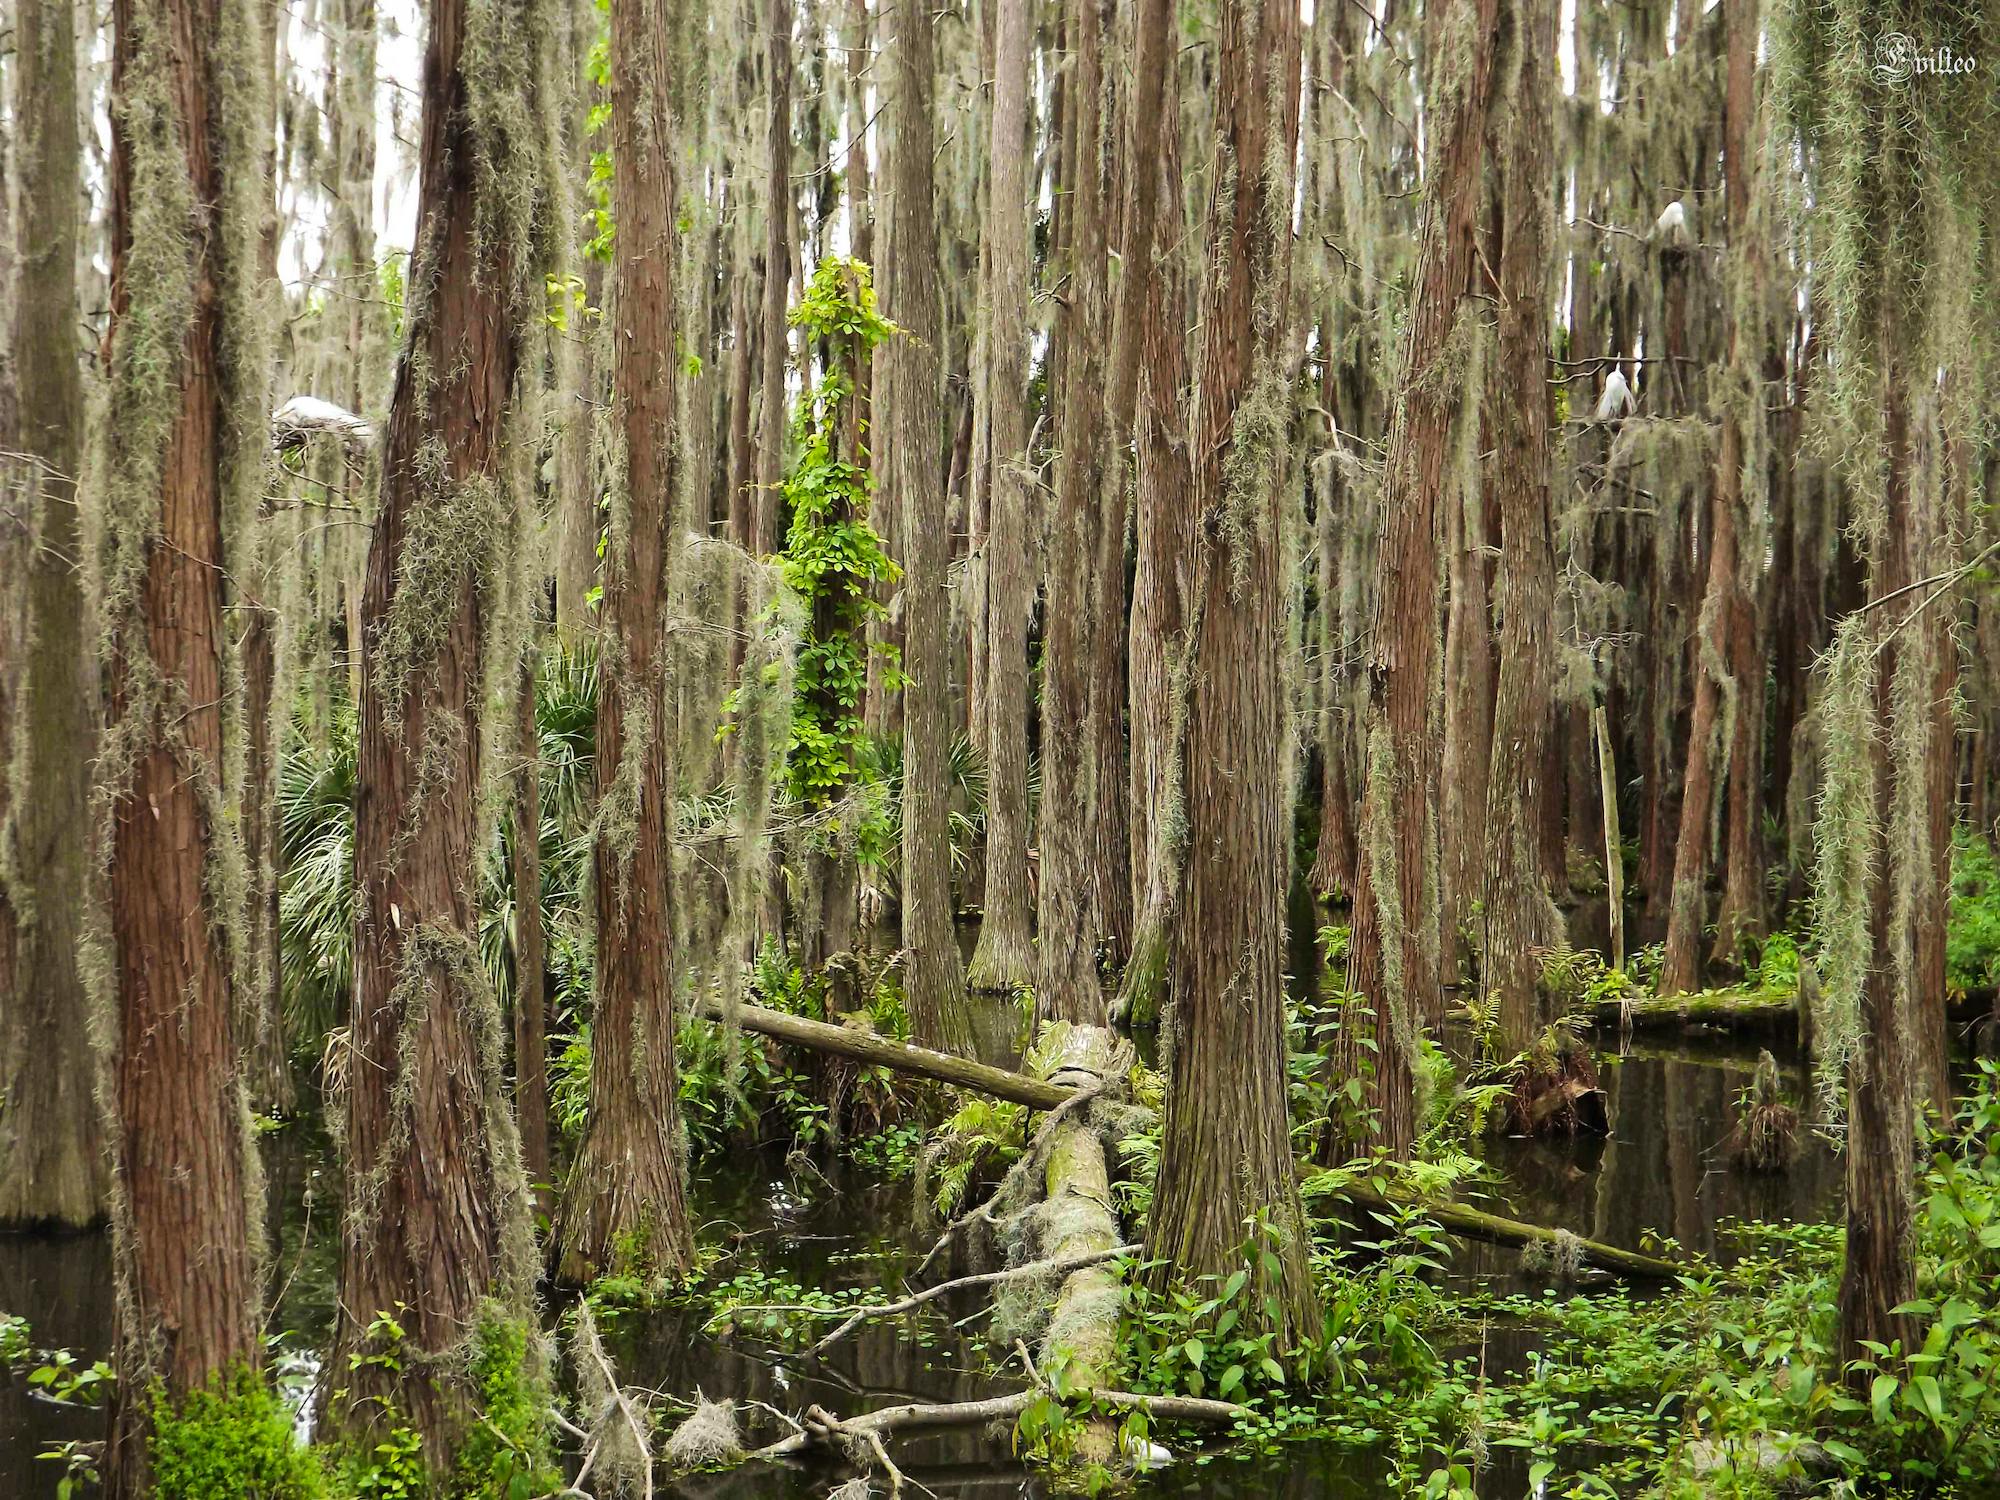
[755,0,794,556]
[1037,0,1112,1028]
[556,0,697,1282]
[884,0,971,1052]
[1343,0,1500,1158]
[99,0,268,1485]
[1661,0,1759,997]
[0,0,107,1231]
[1482,0,1561,1058]
[330,0,547,1452]
[1145,0,1316,1347]
[965,0,1035,994]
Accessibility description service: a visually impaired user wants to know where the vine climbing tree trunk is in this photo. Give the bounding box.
[885,0,972,1052]
[557,0,697,1283]
[97,0,271,1485]
[1146,0,1317,1348]
[330,0,552,1455]
[0,0,107,1231]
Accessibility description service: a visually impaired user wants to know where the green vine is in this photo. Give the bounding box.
[770,256,902,816]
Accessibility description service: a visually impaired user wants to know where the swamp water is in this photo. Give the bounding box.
[0,1028,1849,1497]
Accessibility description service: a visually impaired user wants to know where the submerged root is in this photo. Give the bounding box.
[664,1396,742,1470]
[1502,1025,1609,1137]
[1725,1049,1800,1172]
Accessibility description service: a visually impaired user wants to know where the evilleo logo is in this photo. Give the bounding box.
[1873,31,1978,83]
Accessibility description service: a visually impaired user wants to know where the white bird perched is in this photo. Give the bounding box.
[271,394,374,452]
[1651,199,1690,248]
[1593,369,1636,422]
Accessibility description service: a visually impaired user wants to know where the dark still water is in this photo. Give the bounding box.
[0,1028,1850,1498]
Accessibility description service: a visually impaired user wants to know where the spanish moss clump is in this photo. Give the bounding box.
[1808,616,1877,1117]
[663,1395,743,1471]
[568,1302,651,1497]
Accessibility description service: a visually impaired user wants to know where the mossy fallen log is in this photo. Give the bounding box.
[693,996,1070,1109]
[1593,989,1798,1026]
[1317,1175,1680,1280]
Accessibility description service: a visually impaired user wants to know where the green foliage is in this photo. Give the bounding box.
[1122,1218,1302,1405]
[447,1311,558,1500]
[764,257,902,821]
[149,1367,327,1500]
[1947,824,2000,993]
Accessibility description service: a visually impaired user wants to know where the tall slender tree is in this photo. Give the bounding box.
[1341,0,1500,1157]
[884,0,971,1051]
[1481,0,1561,1054]
[330,0,556,1452]
[556,0,698,1284]
[95,0,272,1484]
[1146,0,1316,1345]
[1037,0,1111,1028]
[965,0,1036,994]
[1,0,107,1231]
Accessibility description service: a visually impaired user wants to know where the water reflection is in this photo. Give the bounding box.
[0,1025,1879,1498]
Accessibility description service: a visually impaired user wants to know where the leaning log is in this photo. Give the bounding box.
[693,997,1069,1109]
[749,1386,1246,1462]
[1318,1175,1680,1280]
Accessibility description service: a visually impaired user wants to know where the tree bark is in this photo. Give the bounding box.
[884,0,971,1052]
[99,0,268,1485]
[1145,0,1317,1348]
[756,0,794,556]
[1482,0,1561,1058]
[330,0,546,1453]
[0,0,107,1231]
[965,0,1036,994]
[1117,0,1188,1025]
[557,0,697,1282]
[1037,0,1113,1028]
[1663,0,1760,996]
[1342,0,1500,1158]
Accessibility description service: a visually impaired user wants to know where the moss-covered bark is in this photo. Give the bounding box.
[554,0,698,1286]
[328,0,559,1458]
[96,0,274,1487]
[0,0,107,1231]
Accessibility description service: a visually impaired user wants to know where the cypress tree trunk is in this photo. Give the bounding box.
[1440,460,1495,981]
[965,0,1036,994]
[1663,0,1758,995]
[98,0,270,1485]
[1343,0,1499,1157]
[885,0,971,1052]
[1037,0,1111,1028]
[557,0,696,1281]
[1146,0,1316,1347]
[1482,0,1560,1058]
[330,0,549,1452]
[1117,0,1187,1026]
[756,0,793,556]
[0,0,107,1231]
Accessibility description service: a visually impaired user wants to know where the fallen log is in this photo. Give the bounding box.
[693,997,1069,1109]
[1316,1174,1680,1280]
[700,998,1676,1283]
[1031,1027,1130,1461]
[810,1244,1135,1354]
[749,1386,1247,1462]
